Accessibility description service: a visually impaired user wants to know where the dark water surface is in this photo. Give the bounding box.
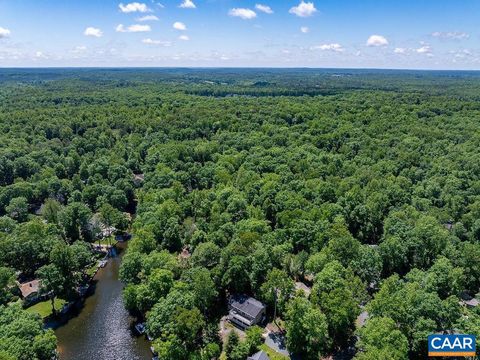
[55,244,151,360]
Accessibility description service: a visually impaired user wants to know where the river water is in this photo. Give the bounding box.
[55,244,152,360]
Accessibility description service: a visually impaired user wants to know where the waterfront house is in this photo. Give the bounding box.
[19,279,41,302]
[228,294,266,329]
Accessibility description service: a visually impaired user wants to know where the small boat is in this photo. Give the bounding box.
[99,260,108,268]
[135,323,146,334]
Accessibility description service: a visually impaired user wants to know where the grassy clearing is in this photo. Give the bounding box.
[25,298,66,319]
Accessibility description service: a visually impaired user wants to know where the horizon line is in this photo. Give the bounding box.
[0,66,480,72]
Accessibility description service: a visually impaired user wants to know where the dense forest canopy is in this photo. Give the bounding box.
[0,68,480,359]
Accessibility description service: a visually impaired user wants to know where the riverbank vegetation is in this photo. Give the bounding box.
[1,69,480,359]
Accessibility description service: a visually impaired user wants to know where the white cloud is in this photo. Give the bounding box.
[289,1,317,17]
[452,49,472,59]
[173,22,187,30]
[84,27,103,37]
[116,24,151,32]
[179,0,196,9]
[416,45,432,54]
[71,45,88,54]
[69,46,89,58]
[179,35,190,41]
[137,15,159,21]
[142,38,172,46]
[35,51,48,59]
[119,2,149,13]
[394,47,407,54]
[228,8,257,20]
[300,26,309,33]
[366,34,388,47]
[311,43,344,52]
[255,4,273,14]
[0,27,11,39]
[431,31,469,40]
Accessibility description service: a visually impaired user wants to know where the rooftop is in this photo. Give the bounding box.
[459,291,479,307]
[19,279,41,298]
[462,298,479,307]
[229,294,265,319]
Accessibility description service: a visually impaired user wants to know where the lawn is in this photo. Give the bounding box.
[25,298,66,319]
[259,344,290,360]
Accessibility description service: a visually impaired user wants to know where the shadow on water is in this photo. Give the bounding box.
[54,242,152,360]
[44,281,98,329]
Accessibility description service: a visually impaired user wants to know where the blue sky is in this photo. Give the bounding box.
[0,0,479,68]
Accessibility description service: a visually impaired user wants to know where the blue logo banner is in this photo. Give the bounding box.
[428,334,476,357]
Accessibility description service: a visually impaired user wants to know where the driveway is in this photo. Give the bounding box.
[265,331,289,356]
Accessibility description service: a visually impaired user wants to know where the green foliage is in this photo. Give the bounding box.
[355,317,408,360]
[146,283,196,339]
[173,307,205,348]
[58,202,92,242]
[153,333,187,360]
[0,267,15,305]
[40,198,61,225]
[36,264,66,313]
[0,219,62,275]
[366,274,462,358]
[285,296,330,359]
[99,203,128,230]
[245,325,264,354]
[201,343,221,360]
[224,331,241,359]
[6,197,29,222]
[260,268,294,315]
[3,69,480,357]
[191,242,221,269]
[223,328,263,360]
[119,251,144,284]
[0,304,56,360]
[183,267,218,313]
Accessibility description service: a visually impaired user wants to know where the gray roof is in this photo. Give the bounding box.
[247,351,270,360]
[463,298,479,307]
[229,294,265,319]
